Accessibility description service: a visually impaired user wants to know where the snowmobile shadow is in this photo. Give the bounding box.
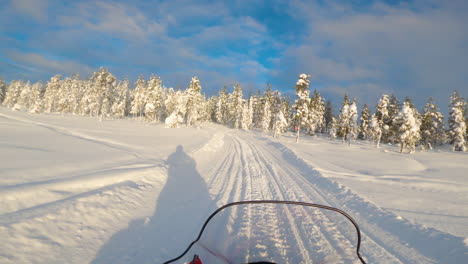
[92,145,214,264]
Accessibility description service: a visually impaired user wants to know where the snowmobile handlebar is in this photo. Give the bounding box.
[163,200,367,264]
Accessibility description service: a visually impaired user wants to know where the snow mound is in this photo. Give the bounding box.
[193,133,224,154]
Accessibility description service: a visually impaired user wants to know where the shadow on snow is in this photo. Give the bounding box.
[92,145,214,264]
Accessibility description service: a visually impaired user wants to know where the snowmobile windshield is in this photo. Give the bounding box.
[164,201,366,264]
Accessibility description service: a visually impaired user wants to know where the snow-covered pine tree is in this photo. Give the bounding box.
[251,91,263,129]
[308,90,326,135]
[98,70,116,118]
[328,117,338,139]
[281,97,292,130]
[29,82,44,113]
[130,75,147,118]
[215,86,229,125]
[272,91,288,138]
[205,96,218,123]
[358,104,371,140]
[385,95,401,143]
[248,96,254,129]
[324,100,333,133]
[241,99,250,130]
[229,83,243,129]
[292,73,310,142]
[0,79,7,104]
[56,77,72,113]
[43,75,62,113]
[78,79,92,116]
[185,76,204,126]
[347,99,359,145]
[164,88,187,128]
[111,79,131,118]
[261,96,271,132]
[374,94,391,142]
[369,114,382,148]
[144,75,164,122]
[394,101,421,153]
[69,75,84,115]
[3,80,24,109]
[338,95,350,143]
[448,91,466,151]
[420,97,445,150]
[17,81,32,110]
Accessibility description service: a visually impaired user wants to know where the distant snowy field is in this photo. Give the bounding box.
[0,107,467,263]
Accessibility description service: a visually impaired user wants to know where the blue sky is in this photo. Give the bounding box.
[1,0,467,111]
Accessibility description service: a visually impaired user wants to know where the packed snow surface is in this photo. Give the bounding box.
[0,108,467,263]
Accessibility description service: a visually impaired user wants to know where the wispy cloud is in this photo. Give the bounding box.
[1,0,467,110]
[10,0,49,21]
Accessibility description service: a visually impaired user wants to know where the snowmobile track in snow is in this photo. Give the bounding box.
[201,131,466,263]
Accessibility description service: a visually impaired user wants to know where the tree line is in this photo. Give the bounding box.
[0,68,466,152]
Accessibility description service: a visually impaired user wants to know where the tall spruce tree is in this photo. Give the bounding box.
[338,95,350,142]
[394,101,421,153]
[292,74,310,142]
[185,76,203,126]
[448,91,466,151]
[0,79,6,104]
[359,104,371,140]
[420,97,445,149]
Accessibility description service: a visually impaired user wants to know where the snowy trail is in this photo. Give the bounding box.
[198,131,466,263]
[1,109,467,263]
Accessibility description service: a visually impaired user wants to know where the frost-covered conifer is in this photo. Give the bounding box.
[0,79,7,104]
[17,81,32,109]
[96,69,116,118]
[240,100,250,130]
[272,91,288,138]
[164,88,187,128]
[359,104,371,140]
[338,95,350,143]
[229,83,243,129]
[29,82,44,113]
[78,80,92,115]
[386,95,401,143]
[369,114,382,148]
[448,91,466,151]
[43,75,62,113]
[292,73,310,142]
[328,117,338,139]
[394,101,421,153]
[204,96,217,123]
[261,98,271,132]
[69,76,84,114]
[374,95,390,138]
[251,92,263,128]
[111,80,131,118]
[348,99,359,145]
[185,76,203,126]
[420,98,445,149]
[215,86,229,124]
[248,96,254,129]
[131,75,147,117]
[145,75,164,122]
[3,80,24,109]
[324,100,333,132]
[308,90,325,135]
[281,97,292,129]
[56,78,72,113]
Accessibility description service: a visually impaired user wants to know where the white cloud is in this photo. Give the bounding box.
[59,1,166,40]
[7,50,94,78]
[10,0,48,21]
[278,0,468,108]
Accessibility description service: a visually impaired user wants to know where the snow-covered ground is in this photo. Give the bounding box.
[0,107,467,263]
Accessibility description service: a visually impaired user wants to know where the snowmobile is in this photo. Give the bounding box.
[163,200,366,264]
